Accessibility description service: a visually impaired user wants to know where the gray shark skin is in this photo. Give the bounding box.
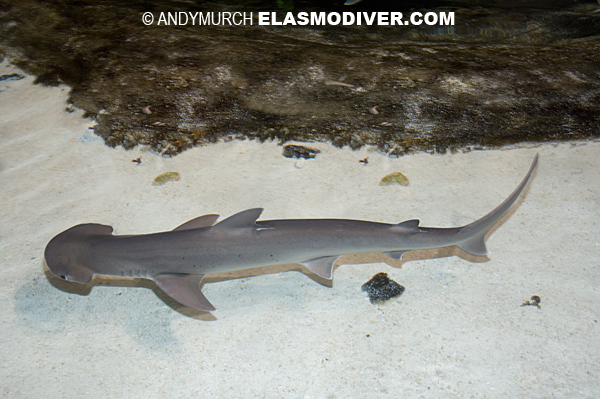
[45,155,538,311]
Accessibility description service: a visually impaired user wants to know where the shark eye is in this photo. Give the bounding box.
[59,275,67,280]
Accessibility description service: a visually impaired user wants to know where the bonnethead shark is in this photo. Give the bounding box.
[45,155,538,311]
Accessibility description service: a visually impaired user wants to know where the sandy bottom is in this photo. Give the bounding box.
[1,60,599,398]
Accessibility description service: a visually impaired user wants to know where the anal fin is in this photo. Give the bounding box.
[154,273,216,311]
[384,250,408,260]
[300,256,339,280]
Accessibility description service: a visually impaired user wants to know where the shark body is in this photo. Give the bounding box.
[44,155,537,311]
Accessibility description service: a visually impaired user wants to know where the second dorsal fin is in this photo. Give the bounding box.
[214,208,263,229]
[394,219,420,230]
[173,214,220,231]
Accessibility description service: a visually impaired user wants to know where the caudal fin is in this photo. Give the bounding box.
[457,154,538,256]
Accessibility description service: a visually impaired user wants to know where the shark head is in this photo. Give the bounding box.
[44,224,113,284]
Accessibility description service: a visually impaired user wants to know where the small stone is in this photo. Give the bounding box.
[0,73,24,82]
[294,158,306,168]
[520,295,541,308]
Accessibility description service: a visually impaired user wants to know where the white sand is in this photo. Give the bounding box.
[1,60,599,398]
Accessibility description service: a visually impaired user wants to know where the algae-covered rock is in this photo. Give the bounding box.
[152,171,180,186]
[1,1,599,156]
[379,172,409,186]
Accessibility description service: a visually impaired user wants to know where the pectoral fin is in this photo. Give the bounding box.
[300,256,340,280]
[154,273,216,311]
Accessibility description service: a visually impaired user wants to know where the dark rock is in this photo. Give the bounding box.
[282,144,321,159]
[361,272,405,304]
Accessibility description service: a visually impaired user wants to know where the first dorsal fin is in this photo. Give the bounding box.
[214,208,263,229]
[173,214,220,231]
[394,219,420,230]
[69,223,114,236]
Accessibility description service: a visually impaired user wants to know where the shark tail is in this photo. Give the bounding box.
[456,154,538,256]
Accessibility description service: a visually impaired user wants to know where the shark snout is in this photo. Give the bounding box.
[44,231,95,284]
